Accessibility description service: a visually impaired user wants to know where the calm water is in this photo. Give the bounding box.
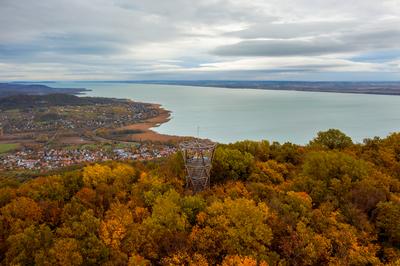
[47,82,400,144]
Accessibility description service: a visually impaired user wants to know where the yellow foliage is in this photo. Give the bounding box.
[100,218,126,249]
[112,163,136,188]
[128,254,151,266]
[161,252,209,266]
[49,238,83,266]
[221,255,268,266]
[83,164,113,187]
[1,196,42,222]
[190,198,272,261]
[249,160,288,184]
[133,207,150,223]
[100,202,134,249]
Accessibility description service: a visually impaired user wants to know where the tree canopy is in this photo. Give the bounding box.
[0,130,400,265]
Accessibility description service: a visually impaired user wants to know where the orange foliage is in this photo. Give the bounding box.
[1,129,400,265]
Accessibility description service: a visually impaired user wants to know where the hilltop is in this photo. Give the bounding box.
[0,83,88,98]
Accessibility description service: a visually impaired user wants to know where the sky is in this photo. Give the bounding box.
[1,0,400,81]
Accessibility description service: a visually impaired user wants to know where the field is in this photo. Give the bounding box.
[0,143,19,154]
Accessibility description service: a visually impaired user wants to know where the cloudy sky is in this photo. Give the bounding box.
[1,0,400,81]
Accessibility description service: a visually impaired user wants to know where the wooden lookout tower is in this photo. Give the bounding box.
[179,140,217,193]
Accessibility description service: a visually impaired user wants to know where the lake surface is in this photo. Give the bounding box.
[47,82,400,144]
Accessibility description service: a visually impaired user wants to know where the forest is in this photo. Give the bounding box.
[0,129,399,265]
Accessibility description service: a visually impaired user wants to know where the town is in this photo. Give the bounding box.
[0,142,177,171]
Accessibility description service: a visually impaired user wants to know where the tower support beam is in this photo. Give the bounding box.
[179,140,216,193]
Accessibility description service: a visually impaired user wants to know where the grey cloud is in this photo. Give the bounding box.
[0,0,399,80]
[213,38,349,57]
[0,0,181,45]
[349,29,400,48]
[225,21,355,39]
[214,27,400,57]
[114,0,270,24]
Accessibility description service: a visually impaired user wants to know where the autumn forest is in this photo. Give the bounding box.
[1,129,400,265]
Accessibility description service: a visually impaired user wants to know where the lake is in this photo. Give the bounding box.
[47,82,400,144]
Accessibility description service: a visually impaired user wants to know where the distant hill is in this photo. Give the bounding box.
[0,93,127,110]
[0,83,88,98]
[119,80,400,95]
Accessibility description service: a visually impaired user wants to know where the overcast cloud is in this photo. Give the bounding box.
[0,0,399,80]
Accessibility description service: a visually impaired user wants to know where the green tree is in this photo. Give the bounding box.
[211,147,254,182]
[57,208,109,264]
[5,224,53,265]
[297,151,369,206]
[227,140,271,161]
[376,201,400,246]
[270,142,303,165]
[309,129,353,150]
[181,194,206,225]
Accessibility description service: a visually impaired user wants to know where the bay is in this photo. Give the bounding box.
[47,82,400,144]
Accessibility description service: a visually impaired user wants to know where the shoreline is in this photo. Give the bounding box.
[115,103,184,142]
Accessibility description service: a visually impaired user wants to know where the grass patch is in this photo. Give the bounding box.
[0,143,20,154]
[110,129,144,135]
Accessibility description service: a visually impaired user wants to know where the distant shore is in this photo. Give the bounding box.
[5,81,400,96]
[108,80,400,96]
